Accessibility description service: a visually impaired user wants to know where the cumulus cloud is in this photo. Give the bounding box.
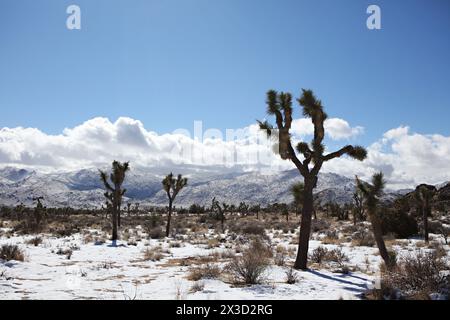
[0,117,283,171]
[290,118,364,140]
[321,126,450,188]
[1,117,449,189]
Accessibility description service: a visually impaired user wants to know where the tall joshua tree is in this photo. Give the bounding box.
[414,184,437,243]
[162,173,187,237]
[356,172,395,268]
[258,89,367,269]
[99,161,130,242]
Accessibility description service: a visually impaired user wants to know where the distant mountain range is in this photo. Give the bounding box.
[0,166,421,209]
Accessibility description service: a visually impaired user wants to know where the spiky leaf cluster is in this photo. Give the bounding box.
[162,172,188,202]
[257,89,367,180]
[99,161,130,204]
[355,172,385,209]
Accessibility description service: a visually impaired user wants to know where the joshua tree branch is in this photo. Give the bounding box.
[322,145,354,161]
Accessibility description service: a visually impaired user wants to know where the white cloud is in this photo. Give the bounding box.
[1,118,449,189]
[321,126,450,188]
[290,118,364,140]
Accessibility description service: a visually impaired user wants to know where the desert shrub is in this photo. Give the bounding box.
[145,215,162,229]
[0,244,25,262]
[379,252,449,299]
[188,264,221,281]
[142,247,164,261]
[169,241,182,248]
[274,246,288,267]
[285,268,299,284]
[341,224,358,234]
[207,238,220,249]
[189,281,205,293]
[311,219,330,233]
[309,246,350,267]
[148,227,165,239]
[197,215,208,224]
[326,247,350,267]
[427,221,444,234]
[229,221,267,237]
[56,248,73,259]
[26,236,43,246]
[54,225,78,237]
[242,222,266,236]
[351,229,376,247]
[226,238,271,284]
[13,220,43,235]
[380,209,418,238]
[428,242,448,259]
[310,246,329,264]
[220,249,236,259]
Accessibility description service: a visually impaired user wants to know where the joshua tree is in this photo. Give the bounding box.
[238,202,249,215]
[32,196,46,230]
[352,190,365,225]
[133,202,140,216]
[414,184,437,243]
[356,172,395,268]
[162,173,187,237]
[211,197,228,232]
[291,182,305,216]
[126,203,132,217]
[99,161,130,242]
[258,89,367,269]
[250,204,261,220]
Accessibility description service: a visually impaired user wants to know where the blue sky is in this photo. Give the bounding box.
[0,0,449,147]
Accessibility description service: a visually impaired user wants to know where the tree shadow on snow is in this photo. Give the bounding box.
[306,270,369,291]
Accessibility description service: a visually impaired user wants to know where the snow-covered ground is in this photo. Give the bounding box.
[0,225,448,300]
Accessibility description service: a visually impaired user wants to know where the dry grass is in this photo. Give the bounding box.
[187,264,221,281]
[285,268,299,284]
[25,236,43,246]
[142,246,165,261]
[0,244,25,262]
[189,281,205,293]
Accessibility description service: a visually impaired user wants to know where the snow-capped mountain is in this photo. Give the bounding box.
[0,166,410,208]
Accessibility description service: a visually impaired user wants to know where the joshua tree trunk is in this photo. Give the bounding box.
[221,211,225,233]
[368,209,390,267]
[111,199,118,241]
[165,199,173,237]
[294,182,314,270]
[423,203,429,243]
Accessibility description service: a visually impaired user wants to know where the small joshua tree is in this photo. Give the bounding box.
[162,173,187,237]
[250,204,261,220]
[356,172,395,269]
[291,182,305,216]
[211,197,228,233]
[33,196,45,224]
[414,184,437,243]
[99,161,130,242]
[352,189,365,225]
[258,89,367,269]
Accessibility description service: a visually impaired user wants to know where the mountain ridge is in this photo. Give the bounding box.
[0,165,423,209]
